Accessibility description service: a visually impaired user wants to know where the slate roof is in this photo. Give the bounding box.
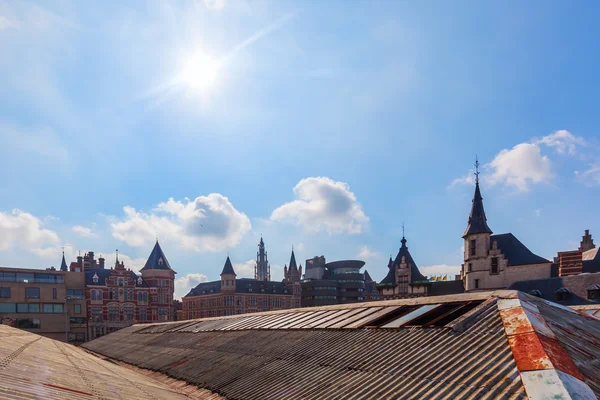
[141,240,174,272]
[85,268,150,288]
[220,256,236,275]
[378,237,426,286]
[82,291,600,399]
[508,272,600,306]
[59,252,68,272]
[491,233,550,266]
[288,250,298,272]
[185,278,289,297]
[583,248,600,273]
[462,182,493,238]
[363,270,374,283]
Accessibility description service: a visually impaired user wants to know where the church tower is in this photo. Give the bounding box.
[141,240,176,321]
[462,158,493,291]
[284,248,302,308]
[255,236,270,281]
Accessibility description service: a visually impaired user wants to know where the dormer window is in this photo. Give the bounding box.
[137,276,143,285]
[587,284,600,300]
[158,258,164,265]
[92,273,99,284]
[555,287,571,302]
[528,289,543,298]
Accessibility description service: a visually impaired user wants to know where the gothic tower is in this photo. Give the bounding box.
[255,236,270,281]
[284,248,302,308]
[462,159,493,291]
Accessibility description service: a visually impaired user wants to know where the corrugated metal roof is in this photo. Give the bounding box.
[82,291,542,399]
[0,325,219,399]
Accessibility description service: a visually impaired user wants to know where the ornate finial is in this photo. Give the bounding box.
[116,249,119,262]
[292,244,294,251]
[156,235,158,243]
[62,246,65,255]
[474,156,480,185]
[402,221,405,238]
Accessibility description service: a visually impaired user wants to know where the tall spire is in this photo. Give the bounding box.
[462,158,493,238]
[60,249,68,272]
[288,248,298,272]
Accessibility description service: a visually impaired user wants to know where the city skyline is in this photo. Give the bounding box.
[1,1,600,300]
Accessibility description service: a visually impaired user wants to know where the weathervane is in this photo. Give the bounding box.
[474,156,480,184]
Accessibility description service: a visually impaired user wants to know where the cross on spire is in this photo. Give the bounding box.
[474,156,480,185]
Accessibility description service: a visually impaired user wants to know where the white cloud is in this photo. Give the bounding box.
[450,130,587,191]
[233,259,255,278]
[535,130,585,155]
[0,15,18,30]
[0,209,60,256]
[487,143,552,191]
[111,194,251,252]
[535,209,541,217]
[576,164,600,186]
[357,245,381,260]
[419,264,461,279]
[72,225,95,237]
[270,177,368,234]
[175,273,208,300]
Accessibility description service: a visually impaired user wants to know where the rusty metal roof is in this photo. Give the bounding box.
[79,290,600,399]
[0,324,219,399]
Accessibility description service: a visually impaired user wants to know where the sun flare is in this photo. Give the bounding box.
[178,51,220,93]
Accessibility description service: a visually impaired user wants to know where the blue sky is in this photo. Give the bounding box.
[1,0,599,298]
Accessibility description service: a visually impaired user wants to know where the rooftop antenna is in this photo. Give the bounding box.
[474,155,480,185]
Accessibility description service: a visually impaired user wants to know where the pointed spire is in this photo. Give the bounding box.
[288,248,298,272]
[462,158,493,238]
[60,249,68,272]
[388,255,393,269]
[221,256,236,276]
[141,240,174,271]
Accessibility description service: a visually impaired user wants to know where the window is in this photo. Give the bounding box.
[108,305,120,321]
[17,273,34,283]
[556,288,571,302]
[53,288,57,299]
[17,303,29,313]
[0,272,16,282]
[70,317,86,325]
[92,274,99,284]
[399,276,409,293]
[491,258,499,274]
[469,240,476,257]
[0,287,10,298]
[225,296,234,306]
[139,307,147,321]
[474,279,479,289]
[74,304,81,314]
[118,278,124,287]
[588,285,600,300]
[0,303,16,312]
[468,263,472,272]
[123,306,134,321]
[42,304,63,313]
[28,304,40,312]
[25,288,40,299]
[15,318,41,329]
[91,307,103,322]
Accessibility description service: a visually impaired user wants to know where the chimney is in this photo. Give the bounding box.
[99,256,105,269]
[558,250,583,277]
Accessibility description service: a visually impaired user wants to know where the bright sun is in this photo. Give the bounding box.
[178,51,220,94]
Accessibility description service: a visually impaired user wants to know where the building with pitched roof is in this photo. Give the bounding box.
[461,163,552,291]
[182,247,299,319]
[81,290,600,400]
[376,235,464,299]
[75,241,176,339]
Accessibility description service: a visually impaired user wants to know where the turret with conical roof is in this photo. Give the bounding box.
[220,256,236,292]
[140,240,176,321]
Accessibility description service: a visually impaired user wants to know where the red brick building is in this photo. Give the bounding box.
[72,241,176,339]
